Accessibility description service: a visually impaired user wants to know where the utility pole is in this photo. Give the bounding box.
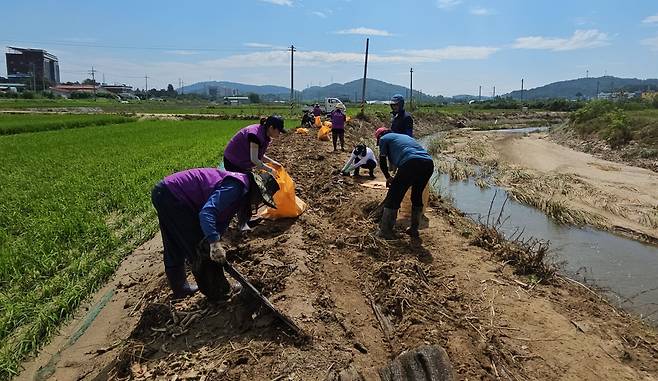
[521,78,524,101]
[88,66,97,100]
[409,67,413,111]
[361,38,369,114]
[178,78,181,95]
[596,80,600,98]
[478,86,482,102]
[289,45,296,108]
[493,86,496,98]
[586,69,589,79]
[144,74,149,101]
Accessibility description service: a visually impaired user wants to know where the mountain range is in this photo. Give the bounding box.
[180,78,438,103]
[180,76,658,103]
[505,76,658,100]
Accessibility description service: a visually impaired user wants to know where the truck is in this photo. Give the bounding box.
[307,98,347,114]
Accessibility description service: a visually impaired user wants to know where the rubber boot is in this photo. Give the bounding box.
[165,266,199,299]
[377,207,399,240]
[405,206,423,238]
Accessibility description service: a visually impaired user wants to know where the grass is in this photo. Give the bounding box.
[0,113,135,135]
[0,118,247,379]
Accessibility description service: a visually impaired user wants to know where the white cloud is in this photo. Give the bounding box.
[166,50,201,56]
[641,36,658,51]
[436,0,462,9]
[643,14,658,24]
[259,0,293,6]
[512,29,609,51]
[390,46,500,61]
[335,27,393,36]
[312,11,328,18]
[470,7,493,16]
[243,42,287,50]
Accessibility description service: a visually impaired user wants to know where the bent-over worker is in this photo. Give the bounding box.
[375,128,433,239]
[222,115,286,175]
[151,168,279,299]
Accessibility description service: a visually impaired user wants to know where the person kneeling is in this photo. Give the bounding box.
[341,143,377,178]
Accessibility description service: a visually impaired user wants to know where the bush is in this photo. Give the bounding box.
[21,91,35,99]
[70,91,93,99]
[601,109,632,148]
[653,96,658,109]
[569,100,616,123]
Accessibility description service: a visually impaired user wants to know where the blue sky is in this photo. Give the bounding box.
[1,0,657,96]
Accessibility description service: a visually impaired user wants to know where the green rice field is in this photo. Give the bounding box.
[0,117,249,378]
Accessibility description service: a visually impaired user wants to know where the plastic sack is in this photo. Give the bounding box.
[295,128,309,134]
[317,121,332,141]
[314,116,322,127]
[259,165,307,219]
[398,185,430,229]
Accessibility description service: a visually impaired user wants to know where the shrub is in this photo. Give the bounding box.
[601,109,632,148]
[21,91,35,99]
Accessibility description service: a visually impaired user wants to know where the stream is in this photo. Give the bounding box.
[424,128,658,325]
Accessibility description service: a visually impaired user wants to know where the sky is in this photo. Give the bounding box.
[1,0,657,96]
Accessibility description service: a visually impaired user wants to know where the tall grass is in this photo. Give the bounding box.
[0,113,135,135]
[0,119,246,379]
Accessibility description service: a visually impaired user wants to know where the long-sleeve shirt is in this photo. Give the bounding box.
[342,147,377,173]
[330,110,346,130]
[378,133,431,178]
[199,178,245,242]
[390,110,413,137]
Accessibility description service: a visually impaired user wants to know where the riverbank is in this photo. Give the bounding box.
[17,114,658,380]
[435,129,658,244]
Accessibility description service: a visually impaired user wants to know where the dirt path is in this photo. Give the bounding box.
[17,120,658,380]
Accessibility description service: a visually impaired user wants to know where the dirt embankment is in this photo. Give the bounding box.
[550,125,658,173]
[436,129,658,244]
[19,117,658,380]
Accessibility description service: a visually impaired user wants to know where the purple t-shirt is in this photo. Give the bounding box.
[331,110,346,130]
[223,124,271,171]
[162,168,250,212]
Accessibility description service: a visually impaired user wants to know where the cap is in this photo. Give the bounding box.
[251,172,279,209]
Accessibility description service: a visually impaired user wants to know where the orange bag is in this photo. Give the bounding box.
[314,116,322,127]
[259,165,307,219]
[295,127,309,134]
[317,121,332,141]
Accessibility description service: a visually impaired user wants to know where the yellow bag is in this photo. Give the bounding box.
[398,186,430,229]
[295,128,309,134]
[260,165,307,219]
[317,121,332,141]
[314,116,322,127]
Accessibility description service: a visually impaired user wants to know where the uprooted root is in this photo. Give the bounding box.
[471,225,558,282]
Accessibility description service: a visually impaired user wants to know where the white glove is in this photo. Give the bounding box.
[209,241,226,264]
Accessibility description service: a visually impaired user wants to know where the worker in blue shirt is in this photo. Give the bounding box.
[389,94,413,137]
[375,128,434,239]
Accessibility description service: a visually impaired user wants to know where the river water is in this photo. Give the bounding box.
[424,128,658,325]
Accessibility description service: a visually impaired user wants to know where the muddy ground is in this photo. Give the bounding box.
[19,115,658,381]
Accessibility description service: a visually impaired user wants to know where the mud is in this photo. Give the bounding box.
[18,115,658,381]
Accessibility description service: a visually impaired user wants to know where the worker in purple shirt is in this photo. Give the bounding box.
[312,103,322,117]
[151,168,279,299]
[389,94,413,137]
[330,103,347,151]
[222,115,286,175]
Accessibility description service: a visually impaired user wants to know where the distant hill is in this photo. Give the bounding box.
[506,76,658,100]
[180,78,438,102]
[181,81,290,97]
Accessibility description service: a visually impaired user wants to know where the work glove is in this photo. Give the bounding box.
[209,241,226,264]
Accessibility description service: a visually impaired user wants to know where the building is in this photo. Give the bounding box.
[5,46,60,90]
[222,96,250,105]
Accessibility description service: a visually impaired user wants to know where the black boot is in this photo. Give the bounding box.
[353,167,361,177]
[165,266,199,299]
[376,207,399,240]
[405,206,423,239]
